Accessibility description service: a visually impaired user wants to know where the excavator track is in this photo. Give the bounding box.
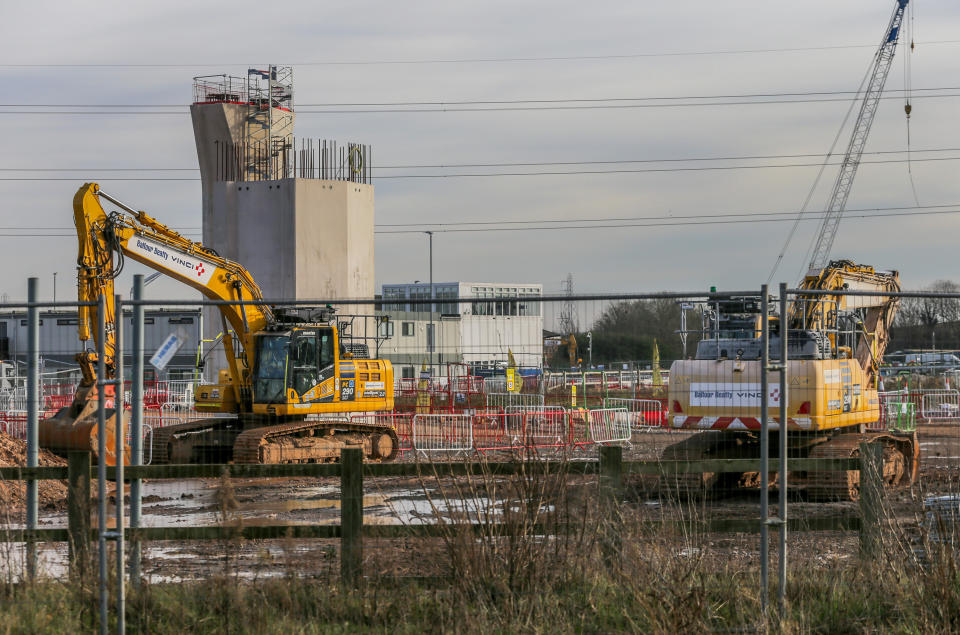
[806,431,918,501]
[150,417,241,465]
[232,419,400,464]
[151,417,400,464]
[658,432,727,499]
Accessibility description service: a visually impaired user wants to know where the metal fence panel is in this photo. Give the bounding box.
[521,410,568,450]
[587,408,632,445]
[412,414,473,455]
[921,390,960,421]
[603,397,666,431]
[471,413,521,453]
[486,392,544,411]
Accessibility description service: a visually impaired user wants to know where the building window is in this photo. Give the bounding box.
[518,290,541,316]
[401,322,415,337]
[495,290,518,316]
[56,318,79,326]
[167,367,194,380]
[168,317,194,325]
[437,286,459,315]
[471,286,494,316]
[426,323,435,352]
[383,287,406,312]
[409,286,430,314]
[379,320,395,338]
[401,366,415,379]
[19,320,44,326]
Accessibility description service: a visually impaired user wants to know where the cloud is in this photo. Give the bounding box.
[0,0,958,303]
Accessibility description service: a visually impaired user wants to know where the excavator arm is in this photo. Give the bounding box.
[42,183,275,464]
[790,259,900,386]
[46,182,398,466]
[73,182,273,395]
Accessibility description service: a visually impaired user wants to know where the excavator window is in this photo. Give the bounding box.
[291,333,318,396]
[253,327,339,403]
[253,334,290,404]
[318,327,336,373]
[290,328,336,395]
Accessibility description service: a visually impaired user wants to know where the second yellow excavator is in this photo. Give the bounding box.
[40,183,399,465]
[665,261,918,500]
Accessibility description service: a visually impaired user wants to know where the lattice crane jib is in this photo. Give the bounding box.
[807,0,910,274]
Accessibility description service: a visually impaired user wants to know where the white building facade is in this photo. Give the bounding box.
[378,282,543,378]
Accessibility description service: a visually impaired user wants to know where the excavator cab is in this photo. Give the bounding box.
[252,326,338,405]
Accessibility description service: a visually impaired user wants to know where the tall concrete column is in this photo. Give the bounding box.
[191,97,374,380]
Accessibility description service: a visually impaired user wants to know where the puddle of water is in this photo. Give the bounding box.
[236,494,386,513]
[0,544,69,582]
[0,478,558,582]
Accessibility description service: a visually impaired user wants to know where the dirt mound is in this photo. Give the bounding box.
[0,431,68,515]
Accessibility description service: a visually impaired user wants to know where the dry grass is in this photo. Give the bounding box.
[0,455,958,633]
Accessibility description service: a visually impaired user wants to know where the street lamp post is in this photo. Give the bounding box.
[426,231,434,375]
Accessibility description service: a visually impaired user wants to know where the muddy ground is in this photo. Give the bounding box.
[1,425,957,581]
[0,432,67,514]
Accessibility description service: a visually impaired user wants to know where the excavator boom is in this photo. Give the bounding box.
[791,260,900,387]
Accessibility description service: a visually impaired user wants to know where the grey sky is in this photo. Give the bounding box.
[1,0,958,303]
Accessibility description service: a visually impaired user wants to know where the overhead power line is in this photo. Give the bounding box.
[1,90,957,115]
[1,85,954,108]
[374,207,960,233]
[4,154,957,182]
[2,204,958,238]
[1,40,958,68]
[10,203,954,232]
[375,203,960,228]
[2,146,958,173]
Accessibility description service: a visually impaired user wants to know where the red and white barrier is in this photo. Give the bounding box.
[520,410,568,450]
[351,412,415,456]
[921,390,960,421]
[412,414,474,456]
[0,418,26,440]
[472,413,522,453]
[604,398,667,430]
[123,423,155,465]
[588,408,632,446]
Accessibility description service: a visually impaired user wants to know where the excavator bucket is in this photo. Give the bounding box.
[38,382,131,466]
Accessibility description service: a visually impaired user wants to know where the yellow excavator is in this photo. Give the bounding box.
[665,260,918,500]
[39,183,399,465]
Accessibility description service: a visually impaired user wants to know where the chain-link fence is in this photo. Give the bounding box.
[1,281,959,630]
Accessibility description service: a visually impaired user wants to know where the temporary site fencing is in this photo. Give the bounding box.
[0,279,959,631]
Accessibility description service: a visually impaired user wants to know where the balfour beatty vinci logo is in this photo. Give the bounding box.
[693,389,762,400]
[690,382,780,407]
[136,239,198,270]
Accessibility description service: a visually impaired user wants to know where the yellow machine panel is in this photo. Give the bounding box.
[669,358,879,432]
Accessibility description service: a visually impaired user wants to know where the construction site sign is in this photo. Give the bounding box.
[416,363,431,414]
[150,329,188,372]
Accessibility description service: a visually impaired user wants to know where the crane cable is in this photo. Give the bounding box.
[765,54,875,284]
[905,1,922,207]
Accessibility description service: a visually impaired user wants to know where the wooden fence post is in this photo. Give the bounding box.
[858,442,883,558]
[599,445,623,570]
[600,444,623,494]
[67,451,91,581]
[341,447,363,587]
